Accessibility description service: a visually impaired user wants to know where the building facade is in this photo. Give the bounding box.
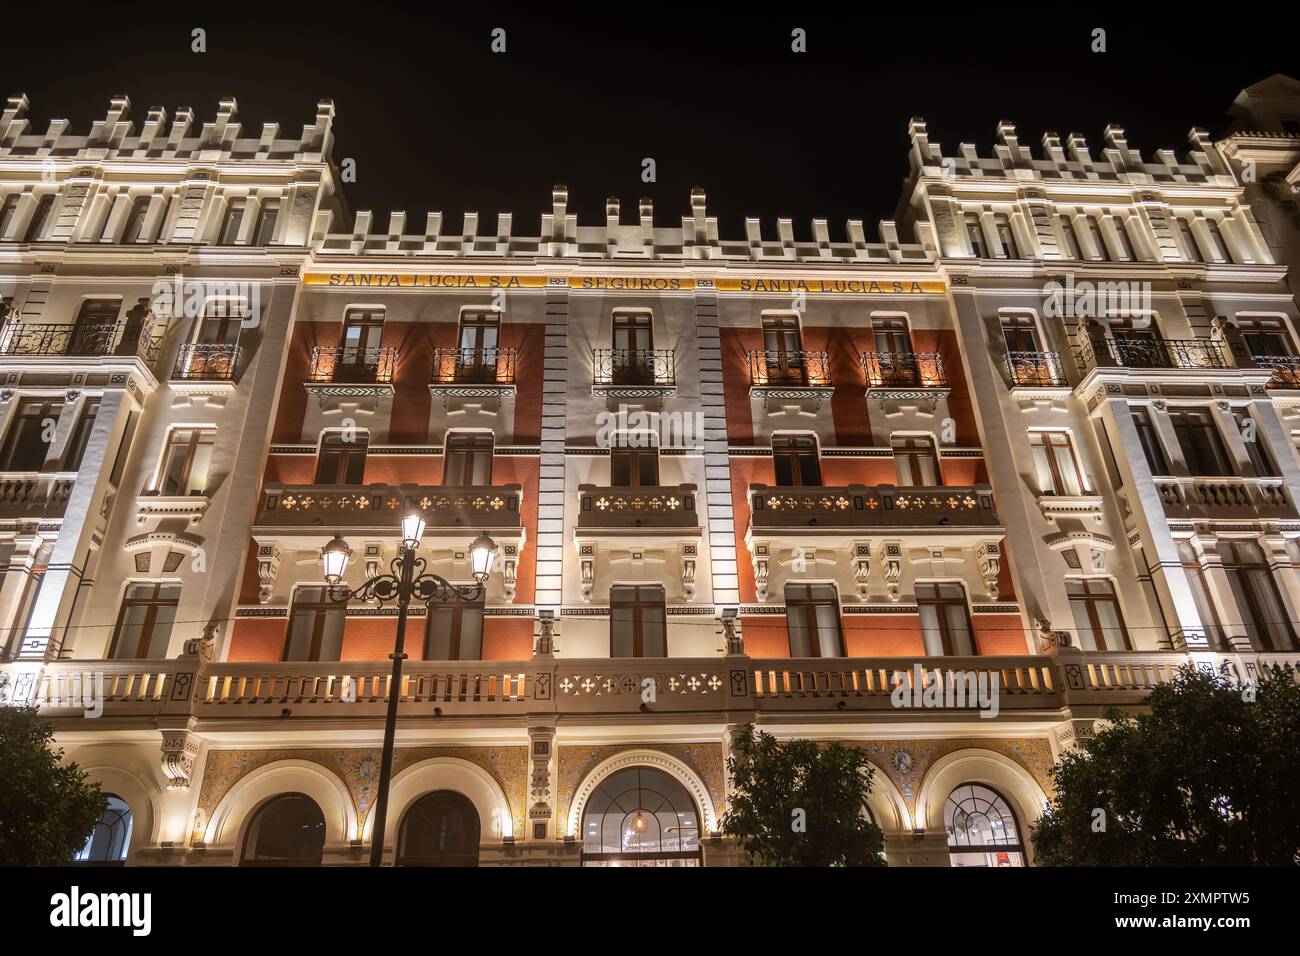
[1,78,1299,866]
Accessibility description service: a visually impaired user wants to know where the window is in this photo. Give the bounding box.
[241,794,325,866]
[761,314,805,385]
[945,784,1025,867]
[0,194,19,239]
[0,399,61,471]
[70,298,121,355]
[336,308,386,381]
[1067,579,1130,650]
[872,316,913,355]
[1183,558,1225,649]
[3,564,45,660]
[456,310,501,383]
[1233,411,1278,477]
[443,432,493,486]
[892,435,940,486]
[1130,408,1170,475]
[611,311,655,384]
[1000,313,1040,354]
[74,795,132,864]
[284,586,345,661]
[784,583,844,657]
[994,214,1019,258]
[917,582,975,656]
[1168,408,1234,476]
[1081,215,1107,260]
[315,432,368,484]
[771,434,820,487]
[252,198,280,245]
[1220,540,1298,652]
[964,213,987,257]
[1176,217,1203,262]
[153,195,174,243]
[119,196,151,244]
[610,584,666,657]
[1058,214,1080,259]
[24,194,55,242]
[397,791,481,867]
[108,584,180,659]
[423,595,484,660]
[154,428,216,495]
[580,766,701,867]
[1205,219,1232,263]
[1029,431,1085,496]
[218,197,247,245]
[62,399,100,471]
[1110,215,1136,260]
[610,441,659,486]
[1238,318,1295,360]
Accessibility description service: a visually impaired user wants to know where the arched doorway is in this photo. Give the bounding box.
[74,794,133,864]
[944,783,1026,867]
[241,793,326,866]
[396,790,481,866]
[580,765,701,867]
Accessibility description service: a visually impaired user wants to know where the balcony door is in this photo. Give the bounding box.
[784,583,845,657]
[70,299,121,356]
[315,432,369,484]
[917,582,975,656]
[1238,318,1295,361]
[892,435,939,486]
[444,432,493,486]
[610,441,659,487]
[612,311,654,384]
[457,311,500,383]
[1168,408,1234,477]
[284,587,345,661]
[871,317,918,386]
[1110,320,1162,368]
[771,434,820,487]
[1220,540,1298,652]
[610,584,666,657]
[762,315,804,385]
[337,309,385,382]
[1000,314,1040,354]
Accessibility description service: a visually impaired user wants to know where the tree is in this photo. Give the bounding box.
[0,706,106,865]
[1033,665,1300,866]
[722,725,885,866]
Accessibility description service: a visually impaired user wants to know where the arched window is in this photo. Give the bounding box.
[241,793,326,866]
[74,794,132,864]
[945,783,1025,867]
[580,766,701,867]
[396,790,481,866]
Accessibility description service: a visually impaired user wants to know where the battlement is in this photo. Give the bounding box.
[907,117,1239,189]
[311,186,938,263]
[0,94,335,165]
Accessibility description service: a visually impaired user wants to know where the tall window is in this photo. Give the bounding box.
[892,435,940,486]
[218,197,247,245]
[154,428,216,495]
[241,794,325,866]
[443,432,493,485]
[946,784,1025,867]
[0,399,61,471]
[153,195,174,242]
[1081,215,1107,260]
[252,198,280,245]
[397,791,481,867]
[70,298,121,355]
[315,432,368,484]
[1233,411,1278,477]
[456,310,501,383]
[1168,408,1234,476]
[1205,219,1232,262]
[917,582,975,656]
[424,595,484,660]
[0,194,19,239]
[993,214,1019,258]
[62,399,100,471]
[24,194,55,242]
[337,309,385,381]
[108,584,180,659]
[1130,408,1170,475]
[1176,217,1203,262]
[761,314,805,385]
[1000,313,1040,354]
[1058,214,1080,259]
[1110,215,1136,260]
[1220,540,1298,651]
[1237,317,1295,359]
[580,766,701,867]
[284,586,345,661]
[771,434,820,487]
[1067,579,1130,650]
[74,795,133,864]
[610,441,659,487]
[964,214,987,257]
[119,196,152,244]
[1029,431,1085,496]
[612,310,653,351]
[872,316,913,354]
[784,583,844,657]
[610,584,666,657]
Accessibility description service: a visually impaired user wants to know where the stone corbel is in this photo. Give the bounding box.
[753,544,770,603]
[527,724,556,841]
[579,544,595,603]
[680,544,697,602]
[183,622,219,662]
[977,541,1002,600]
[853,543,871,600]
[256,543,282,604]
[364,542,382,579]
[160,729,200,791]
[534,610,556,658]
[502,545,518,603]
[881,542,902,602]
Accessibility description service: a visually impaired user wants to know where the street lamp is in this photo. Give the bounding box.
[322,519,497,867]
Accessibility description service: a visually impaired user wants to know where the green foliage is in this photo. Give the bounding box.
[722,725,885,866]
[0,706,106,866]
[1033,666,1300,866]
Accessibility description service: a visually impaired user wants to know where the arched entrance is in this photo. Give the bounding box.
[396,790,481,866]
[580,765,702,867]
[241,792,326,866]
[944,783,1026,867]
[74,794,133,864]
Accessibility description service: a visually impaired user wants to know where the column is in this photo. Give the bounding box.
[533,281,569,647]
[695,286,739,610]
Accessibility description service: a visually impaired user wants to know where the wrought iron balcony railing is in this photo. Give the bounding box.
[306,346,398,385]
[592,348,675,387]
[257,482,523,529]
[1251,354,1300,389]
[862,351,948,390]
[173,343,241,381]
[431,347,516,386]
[576,483,699,529]
[749,483,1000,529]
[1004,350,1067,388]
[0,321,160,364]
[747,349,831,387]
[1074,337,1227,374]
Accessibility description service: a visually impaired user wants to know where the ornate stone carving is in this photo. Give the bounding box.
[502,544,518,603]
[853,543,871,600]
[681,543,697,602]
[527,725,556,840]
[881,542,902,602]
[160,731,200,791]
[256,543,282,604]
[579,544,595,603]
[977,541,1001,600]
[753,544,769,602]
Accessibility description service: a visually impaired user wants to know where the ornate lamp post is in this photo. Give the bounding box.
[321,518,498,866]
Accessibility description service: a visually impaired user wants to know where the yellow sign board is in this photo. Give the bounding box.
[713,278,945,295]
[302,273,945,294]
[303,273,547,288]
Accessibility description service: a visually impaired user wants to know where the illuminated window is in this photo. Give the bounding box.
[109,584,180,659]
[154,428,216,496]
[784,583,844,658]
[946,784,1025,867]
[284,586,345,662]
[917,582,974,656]
[1067,579,1130,651]
[73,795,132,864]
[1029,431,1085,496]
[610,584,666,657]
[580,766,700,867]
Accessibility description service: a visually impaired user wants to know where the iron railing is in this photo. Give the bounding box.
[0,321,160,364]
[307,346,398,384]
[1075,337,1227,373]
[592,348,676,387]
[431,347,516,386]
[862,351,947,389]
[747,349,831,387]
[1004,350,1067,387]
[173,343,241,381]
[1251,354,1300,389]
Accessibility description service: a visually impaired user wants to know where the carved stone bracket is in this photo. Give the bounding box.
[881,542,902,602]
[527,724,556,841]
[579,544,595,603]
[534,609,556,658]
[719,611,744,656]
[160,730,200,791]
[502,544,518,603]
[256,543,282,604]
[853,542,872,600]
[681,543,697,602]
[753,544,770,603]
[977,541,1001,600]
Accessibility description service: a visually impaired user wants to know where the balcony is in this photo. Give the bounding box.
[1074,337,1227,374]
[1250,354,1300,390]
[748,483,1000,532]
[0,472,76,520]
[576,483,700,533]
[0,320,161,380]
[862,351,950,405]
[747,350,833,404]
[1151,476,1296,521]
[171,343,241,397]
[592,348,676,396]
[430,346,517,396]
[257,482,523,536]
[1004,350,1068,389]
[305,345,398,397]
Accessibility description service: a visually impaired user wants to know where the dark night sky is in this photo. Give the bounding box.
[2,7,1296,243]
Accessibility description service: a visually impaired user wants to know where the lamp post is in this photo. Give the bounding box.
[321,519,498,867]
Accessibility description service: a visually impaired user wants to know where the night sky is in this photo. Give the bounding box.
[2,9,1295,243]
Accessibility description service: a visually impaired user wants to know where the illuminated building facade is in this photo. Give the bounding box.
[2,76,1299,866]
